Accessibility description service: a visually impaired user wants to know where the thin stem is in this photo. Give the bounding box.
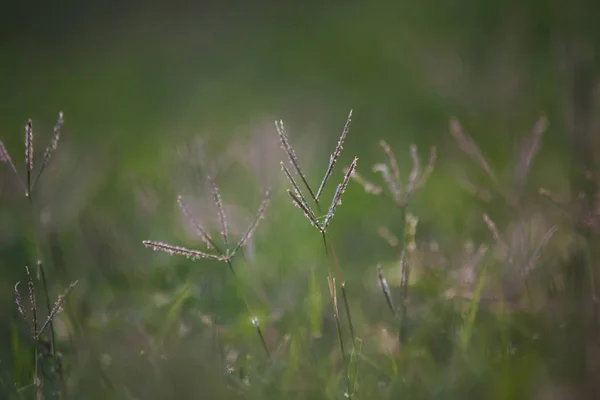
[37,262,56,356]
[254,324,271,360]
[340,283,355,343]
[227,258,270,359]
[398,206,409,345]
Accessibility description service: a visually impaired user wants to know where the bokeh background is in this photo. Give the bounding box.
[2,1,600,398]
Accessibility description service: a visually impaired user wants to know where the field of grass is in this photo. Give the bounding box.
[1,104,599,399]
[2,2,600,399]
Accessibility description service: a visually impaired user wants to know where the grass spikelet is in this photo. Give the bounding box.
[450,118,498,184]
[482,213,509,255]
[208,176,229,247]
[348,169,383,195]
[377,265,395,315]
[0,141,24,191]
[515,116,548,191]
[407,144,421,193]
[32,111,64,190]
[275,119,318,205]
[25,120,34,196]
[14,282,28,323]
[281,162,314,217]
[287,190,321,230]
[39,280,78,337]
[323,157,358,230]
[316,110,352,200]
[0,140,11,162]
[25,266,37,338]
[231,189,272,256]
[418,146,437,188]
[524,226,558,273]
[177,194,215,249]
[379,140,400,182]
[373,163,400,201]
[142,240,224,261]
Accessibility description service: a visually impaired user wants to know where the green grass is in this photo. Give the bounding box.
[1,108,599,400]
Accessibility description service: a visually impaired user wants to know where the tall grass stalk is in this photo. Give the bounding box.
[350,140,435,346]
[144,181,273,358]
[276,111,359,395]
[1,113,74,399]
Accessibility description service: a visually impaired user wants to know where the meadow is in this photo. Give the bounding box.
[1,2,600,399]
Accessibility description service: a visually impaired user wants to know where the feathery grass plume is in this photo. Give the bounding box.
[0,141,10,162]
[208,176,229,248]
[14,282,28,322]
[38,280,78,337]
[379,140,400,182]
[377,265,395,315]
[515,116,548,192]
[524,226,558,274]
[231,189,271,256]
[287,190,321,230]
[251,317,271,359]
[145,183,271,274]
[354,142,435,208]
[0,140,26,193]
[25,120,33,196]
[482,213,509,255]
[373,163,399,201]
[143,241,224,261]
[348,169,383,195]
[25,266,38,338]
[316,110,353,201]
[275,119,318,205]
[177,194,215,249]
[323,157,358,230]
[449,118,498,184]
[281,162,316,221]
[406,145,421,193]
[32,112,64,190]
[418,146,437,188]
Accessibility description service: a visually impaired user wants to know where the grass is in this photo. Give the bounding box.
[1,109,599,399]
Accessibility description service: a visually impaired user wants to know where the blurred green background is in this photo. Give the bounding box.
[1,0,600,398]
